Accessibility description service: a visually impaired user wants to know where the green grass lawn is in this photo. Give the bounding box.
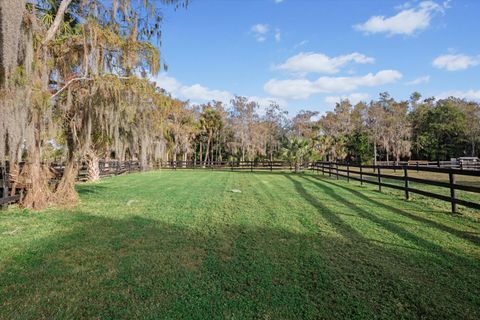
[1,171,479,319]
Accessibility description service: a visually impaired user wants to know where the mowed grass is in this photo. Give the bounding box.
[1,171,479,319]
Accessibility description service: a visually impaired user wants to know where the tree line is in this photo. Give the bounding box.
[1,1,479,210]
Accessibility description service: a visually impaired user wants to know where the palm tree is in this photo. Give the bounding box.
[281,137,312,173]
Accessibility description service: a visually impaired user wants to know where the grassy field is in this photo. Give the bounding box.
[1,171,479,319]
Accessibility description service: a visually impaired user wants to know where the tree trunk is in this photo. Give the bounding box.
[373,142,377,166]
[86,150,100,182]
[295,162,300,173]
[204,132,211,166]
[54,159,78,206]
[21,111,53,210]
[139,137,149,171]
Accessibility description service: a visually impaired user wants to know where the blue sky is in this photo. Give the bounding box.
[154,0,480,115]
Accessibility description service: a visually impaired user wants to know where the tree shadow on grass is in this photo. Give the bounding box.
[301,175,480,247]
[1,211,480,319]
[76,183,109,196]
[290,175,475,263]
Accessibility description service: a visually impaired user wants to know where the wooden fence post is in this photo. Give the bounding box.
[347,164,350,182]
[1,166,7,209]
[449,170,457,214]
[322,163,325,175]
[329,163,332,178]
[404,166,409,200]
[336,163,339,180]
[377,167,382,192]
[251,161,253,172]
[360,164,363,186]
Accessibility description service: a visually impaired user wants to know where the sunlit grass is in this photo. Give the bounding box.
[1,170,479,319]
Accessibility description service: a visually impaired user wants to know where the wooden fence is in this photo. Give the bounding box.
[0,160,306,206]
[313,162,480,214]
[375,160,480,170]
[3,160,479,214]
[158,160,308,171]
[0,161,143,206]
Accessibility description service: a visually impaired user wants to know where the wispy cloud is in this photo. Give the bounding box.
[406,75,430,85]
[324,93,371,105]
[251,23,269,42]
[275,28,281,42]
[354,1,448,36]
[276,52,375,75]
[432,54,480,71]
[293,40,309,49]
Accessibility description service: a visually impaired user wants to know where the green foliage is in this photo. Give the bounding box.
[346,131,373,164]
[281,136,312,171]
[416,99,467,160]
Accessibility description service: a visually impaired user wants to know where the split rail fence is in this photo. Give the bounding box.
[313,162,480,214]
[2,160,479,214]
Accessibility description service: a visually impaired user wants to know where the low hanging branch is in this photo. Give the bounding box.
[50,75,133,99]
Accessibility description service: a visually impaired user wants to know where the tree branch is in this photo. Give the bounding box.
[42,0,73,46]
[50,75,133,99]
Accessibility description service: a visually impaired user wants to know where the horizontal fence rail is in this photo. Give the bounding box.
[3,160,479,214]
[375,160,480,171]
[312,162,480,214]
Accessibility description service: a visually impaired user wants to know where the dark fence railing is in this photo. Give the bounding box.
[4,160,478,214]
[375,160,480,171]
[158,160,309,172]
[312,162,480,214]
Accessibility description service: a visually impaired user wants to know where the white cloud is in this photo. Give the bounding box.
[325,93,371,105]
[437,89,480,101]
[153,73,287,108]
[354,1,448,36]
[251,24,269,42]
[276,52,374,75]
[264,70,402,99]
[294,40,309,49]
[406,75,430,85]
[432,54,480,71]
[154,74,233,103]
[275,28,281,42]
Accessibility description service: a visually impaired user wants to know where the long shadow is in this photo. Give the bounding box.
[304,175,480,247]
[297,175,478,265]
[76,183,109,195]
[283,174,364,243]
[1,211,480,319]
